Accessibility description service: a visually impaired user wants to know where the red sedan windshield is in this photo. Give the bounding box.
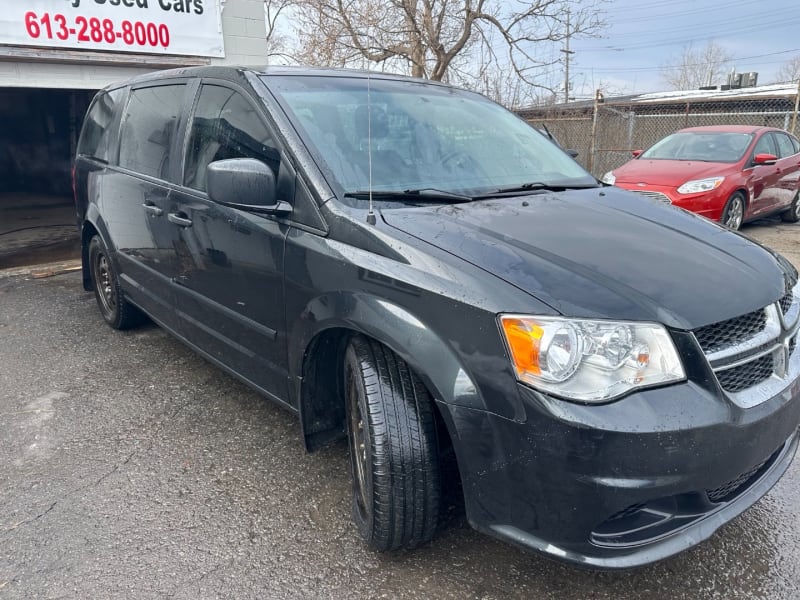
[641,132,754,163]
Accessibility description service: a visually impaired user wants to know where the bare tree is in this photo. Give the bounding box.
[660,42,733,90]
[473,60,538,107]
[284,0,604,95]
[264,0,294,62]
[775,55,800,84]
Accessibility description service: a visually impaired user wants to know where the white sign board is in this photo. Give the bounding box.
[0,0,224,58]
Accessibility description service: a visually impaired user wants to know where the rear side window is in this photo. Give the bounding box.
[184,85,279,192]
[774,133,797,158]
[791,135,800,154]
[77,88,124,162]
[119,84,186,180]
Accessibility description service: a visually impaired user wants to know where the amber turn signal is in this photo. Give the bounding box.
[500,317,544,376]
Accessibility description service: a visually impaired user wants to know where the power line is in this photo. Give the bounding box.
[609,8,782,32]
[605,0,757,22]
[580,16,800,52]
[577,49,800,74]
[603,0,715,12]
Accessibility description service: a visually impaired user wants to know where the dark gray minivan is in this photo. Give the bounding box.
[74,66,800,568]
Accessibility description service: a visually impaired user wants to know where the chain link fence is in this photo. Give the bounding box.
[520,83,800,178]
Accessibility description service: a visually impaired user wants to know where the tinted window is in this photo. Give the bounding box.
[119,84,186,180]
[78,88,124,161]
[184,85,279,191]
[774,133,797,158]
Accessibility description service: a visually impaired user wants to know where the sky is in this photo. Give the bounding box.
[561,0,800,98]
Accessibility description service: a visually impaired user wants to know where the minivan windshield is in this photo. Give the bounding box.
[266,75,596,197]
[641,131,753,163]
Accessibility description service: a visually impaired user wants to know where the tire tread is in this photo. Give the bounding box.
[346,335,440,551]
[89,236,145,330]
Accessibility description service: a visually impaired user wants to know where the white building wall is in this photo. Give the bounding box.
[212,0,268,67]
[0,0,267,90]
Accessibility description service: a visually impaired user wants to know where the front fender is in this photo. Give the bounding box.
[289,291,482,410]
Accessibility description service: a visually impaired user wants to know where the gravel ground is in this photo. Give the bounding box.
[1,217,799,599]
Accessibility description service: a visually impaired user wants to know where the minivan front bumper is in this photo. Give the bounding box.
[439,377,800,569]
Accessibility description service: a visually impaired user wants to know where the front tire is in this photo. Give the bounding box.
[721,192,745,230]
[88,235,144,330]
[780,191,800,223]
[343,335,441,551]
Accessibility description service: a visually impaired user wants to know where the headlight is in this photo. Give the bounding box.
[677,176,724,194]
[601,171,616,185]
[499,315,685,403]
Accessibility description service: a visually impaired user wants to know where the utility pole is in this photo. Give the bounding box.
[560,9,575,104]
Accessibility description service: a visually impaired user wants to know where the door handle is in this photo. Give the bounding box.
[168,212,193,227]
[142,203,163,217]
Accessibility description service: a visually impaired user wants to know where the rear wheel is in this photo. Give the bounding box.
[780,191,800,223]
[88,235,144,330]
[721,192,745,230]
[344,334,440,551]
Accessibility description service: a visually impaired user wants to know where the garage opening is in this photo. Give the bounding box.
[0,87,95,269]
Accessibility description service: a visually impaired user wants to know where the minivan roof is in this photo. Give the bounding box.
[103,65,449,92]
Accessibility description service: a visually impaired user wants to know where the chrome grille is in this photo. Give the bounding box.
[693,281,800,405]
[630,190,671,203]
[715,354,774,393]
[693,309,766,354]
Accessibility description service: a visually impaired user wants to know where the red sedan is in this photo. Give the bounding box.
[602,125,800,230]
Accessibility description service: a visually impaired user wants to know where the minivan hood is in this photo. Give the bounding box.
[381,187,788,330]
[613,159,734,187]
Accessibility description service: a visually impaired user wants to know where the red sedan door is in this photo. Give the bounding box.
[746,133,784,217]
[772,132,800,211]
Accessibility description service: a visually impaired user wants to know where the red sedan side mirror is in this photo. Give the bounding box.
[754,153,778,165]
[631,149,643,158]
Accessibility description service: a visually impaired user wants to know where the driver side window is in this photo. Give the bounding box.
[184,85,280,192]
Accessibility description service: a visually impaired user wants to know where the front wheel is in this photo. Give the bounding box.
[344,335,441,551]
[88,235,144,330]
[721,192,745,230]
[780,191,800,223]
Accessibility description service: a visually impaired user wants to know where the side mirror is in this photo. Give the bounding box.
[566,149,579,159]
[753,153,778,166]
[631,149,643,158]
[206,158,292,215]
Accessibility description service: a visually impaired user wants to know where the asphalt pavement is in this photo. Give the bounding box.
[1,219,799,599]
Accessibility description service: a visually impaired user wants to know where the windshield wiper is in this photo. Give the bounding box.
[344,188,473,202]
[474,181,600,198]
